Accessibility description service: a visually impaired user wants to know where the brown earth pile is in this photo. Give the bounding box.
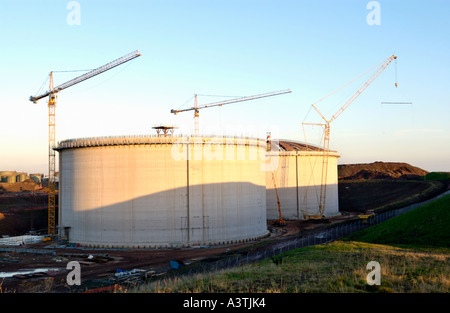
[0,179,45,193]
[338,161,429,180]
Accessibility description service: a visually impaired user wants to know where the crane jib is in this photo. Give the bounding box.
[171,89,292,114]
[30,50,141,103]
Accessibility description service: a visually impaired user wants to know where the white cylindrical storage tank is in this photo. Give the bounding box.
[266,142,340,220]
[56,136,268,248]
[30,174,43,183]
[0,171,16,176]
[0,171,16,183]
[5,175,15,184]
[16,173,27,182]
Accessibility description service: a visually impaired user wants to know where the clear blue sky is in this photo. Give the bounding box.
[0,0,449,173]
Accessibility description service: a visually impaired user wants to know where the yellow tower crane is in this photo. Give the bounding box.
[171,89,292,136]
[30,50,142,236]
[302,55,397,220]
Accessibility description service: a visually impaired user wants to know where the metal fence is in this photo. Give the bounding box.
[160,190,450,280]
[154,211,390,282]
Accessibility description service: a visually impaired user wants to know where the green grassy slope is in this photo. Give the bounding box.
[346,194,450,249]
[134,195,450,293]
[135,241,450,293]
[420,172,450,181]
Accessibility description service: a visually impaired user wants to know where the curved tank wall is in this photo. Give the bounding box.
[56,136,268,248]
[0,171,16,176]
[266,150,340,220]
[16,173,28,182]
[30,174,43,183]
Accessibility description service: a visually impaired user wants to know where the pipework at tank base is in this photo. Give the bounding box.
[69,233,270,250]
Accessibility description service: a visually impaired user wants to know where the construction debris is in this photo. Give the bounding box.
[107,268,156,287]
[170,260,185,270]
[0,235,45,246]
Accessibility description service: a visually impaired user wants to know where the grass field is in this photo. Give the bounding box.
[135,241,449,293]
[420,172,450,181]
[134,195,450,293]
[345,194,450,249]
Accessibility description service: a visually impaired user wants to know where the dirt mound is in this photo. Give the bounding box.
[338,161,429,180]
[0,180,41,193]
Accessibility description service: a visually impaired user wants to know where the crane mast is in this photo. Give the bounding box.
[30,50,141,236]
[304,55,397,219]
[171,89,292,136]
[47,73,56,234]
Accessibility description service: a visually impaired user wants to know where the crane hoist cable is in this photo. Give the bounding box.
[171,89,292,136]
[302,55,397,219]
[395,57,398,87]
[33,70,93,98]
[302,57,388,123]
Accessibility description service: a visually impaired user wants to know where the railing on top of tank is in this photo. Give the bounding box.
[55,134,268,150]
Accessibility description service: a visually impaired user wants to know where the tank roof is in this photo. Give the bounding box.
[267,139,339,157]
[55,135,267,151]
[277,140,329,152]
